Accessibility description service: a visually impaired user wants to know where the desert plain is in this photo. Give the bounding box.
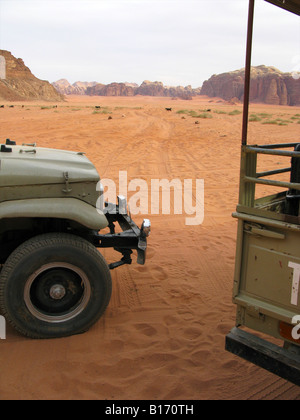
[0,94,300,400]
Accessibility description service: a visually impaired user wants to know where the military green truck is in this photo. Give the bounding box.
[0,140,150,339]
[225,0,300,386]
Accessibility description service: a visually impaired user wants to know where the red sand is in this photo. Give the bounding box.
[0,95,299,400]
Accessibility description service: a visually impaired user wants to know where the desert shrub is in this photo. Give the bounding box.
[291,114,300,121]
[92,108,112,115]
[228,109,242,116]
[262,120,280,125]
[195,113,213,119]
[257,112,273,119]
[213,110,227,114]
[176,109,213,119]
[176,109,190,115]
[276,118,290,124]
[249,114,262,122]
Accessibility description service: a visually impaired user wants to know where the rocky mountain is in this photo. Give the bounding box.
[1,51,298,106]
[51,64,299,105]
[135,81,200,99]
[86,82,135,96]
[53,78,201,99]
[52,79,98,95]
[200,65,300,106]
[0,50,64,101]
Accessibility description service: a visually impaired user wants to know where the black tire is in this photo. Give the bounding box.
[0,233,112,339]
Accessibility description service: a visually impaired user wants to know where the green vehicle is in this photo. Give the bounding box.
[0,140,150,339]
[225,0,300,386]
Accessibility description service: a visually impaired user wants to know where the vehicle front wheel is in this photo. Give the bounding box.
[0,233,112,339]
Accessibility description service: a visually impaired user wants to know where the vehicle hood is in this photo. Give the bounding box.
[0,145,100,187]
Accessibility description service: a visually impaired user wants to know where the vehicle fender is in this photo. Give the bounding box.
[0,198,108,230]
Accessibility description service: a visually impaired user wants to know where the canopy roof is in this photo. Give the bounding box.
[264,0,300,15]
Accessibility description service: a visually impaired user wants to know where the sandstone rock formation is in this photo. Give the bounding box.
[51,64,299,104]
[0,50,64,101]
[86,82,135,96]
[200,65,300,106]
[54,78,201,99]
[52,79,98,95]
[135,81,200,99]
[136,80,165,96]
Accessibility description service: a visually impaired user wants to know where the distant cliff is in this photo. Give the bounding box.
[135,81,200,99]
[86,82,135,96]
[0,50,64,101]
[51,65,300,105]
[200,65,300,106]
[53,79,201,99]
[52,79,98,95]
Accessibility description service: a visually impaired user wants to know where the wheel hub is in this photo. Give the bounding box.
[24,262,91,323]
[49,284,66,300]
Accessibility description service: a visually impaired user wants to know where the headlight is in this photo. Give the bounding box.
[117,195,127,214]
[141,219,151,237]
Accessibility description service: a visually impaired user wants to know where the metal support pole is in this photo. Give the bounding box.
[242,0,255,146]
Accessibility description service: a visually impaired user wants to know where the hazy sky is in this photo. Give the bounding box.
[0,0,299,87]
